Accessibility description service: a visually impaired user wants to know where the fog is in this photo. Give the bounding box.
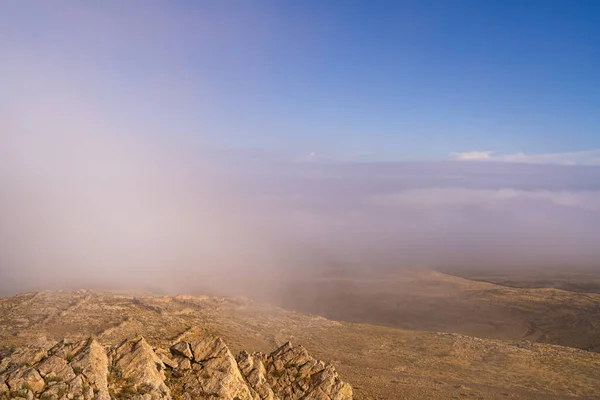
[2,120,600,297]
[2,2,600,298]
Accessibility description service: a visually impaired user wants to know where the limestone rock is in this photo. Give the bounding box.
[6,367,45,393]
[37,356,76,382]
[69,338,111,400]
[173,336,260,400]
[155,348,178,369]
[237,350,279,400]
[169,341,192,359]
[110,336,171,399]
[0,345,49,373]
[0,337,112,400]
[261,342,352,400]
[0,335,352,400]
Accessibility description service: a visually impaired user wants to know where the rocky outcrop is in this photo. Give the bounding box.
[165,335,259,400]
[0,337,111,400]
[110,337,171,399]
[0,335,352,400]
[236,351,278,400]
[235,343,352,400]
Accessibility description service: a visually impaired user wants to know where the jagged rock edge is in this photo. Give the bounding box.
[0,335,352,400]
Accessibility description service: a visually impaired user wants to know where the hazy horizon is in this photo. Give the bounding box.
[2,136,600,296]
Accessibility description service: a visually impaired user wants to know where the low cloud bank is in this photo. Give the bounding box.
[452,149,600,165]
[1,73,599,295]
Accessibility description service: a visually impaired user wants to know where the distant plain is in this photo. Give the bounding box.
[265,267,600,353]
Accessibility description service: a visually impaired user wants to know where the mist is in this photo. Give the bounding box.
[2,124,600,297]
[2,2,600,298]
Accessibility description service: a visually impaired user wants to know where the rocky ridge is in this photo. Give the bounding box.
[0,335,352,400]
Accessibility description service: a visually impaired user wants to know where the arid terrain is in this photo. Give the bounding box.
[442,266,600,294]
[1,269,600,400]
[270,268,600,353]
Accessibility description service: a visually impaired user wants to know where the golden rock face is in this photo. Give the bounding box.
[0,333,352,400]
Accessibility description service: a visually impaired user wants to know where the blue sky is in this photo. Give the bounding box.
[1,1,599,163]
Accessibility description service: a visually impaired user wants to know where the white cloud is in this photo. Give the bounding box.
[450,151,494,161]
[451,149,600,165]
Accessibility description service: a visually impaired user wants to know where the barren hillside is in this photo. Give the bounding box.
[1,290,599,399]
